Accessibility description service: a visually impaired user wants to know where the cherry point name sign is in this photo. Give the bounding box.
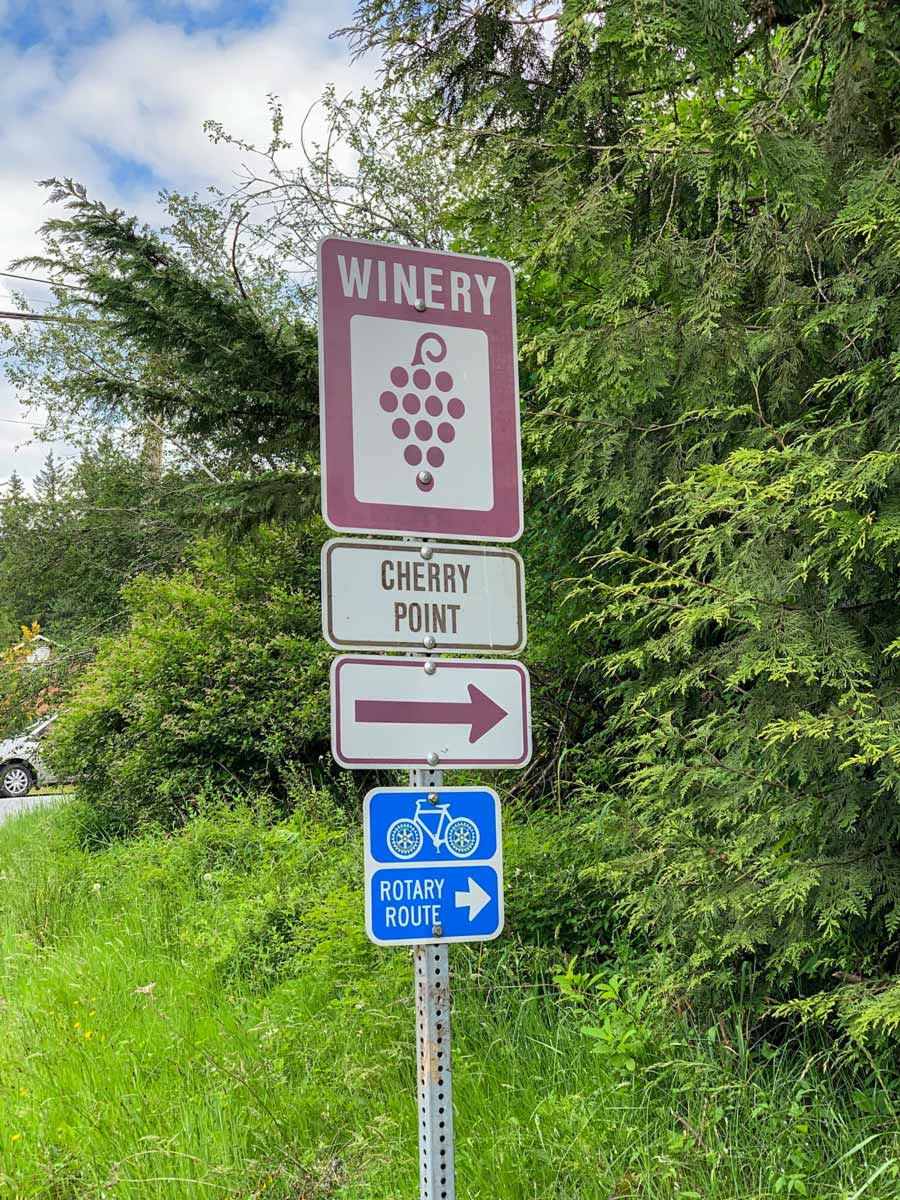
[318,235,523,541]
[321,538,526,654]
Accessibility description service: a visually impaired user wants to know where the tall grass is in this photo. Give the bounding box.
[0,804,898,1198]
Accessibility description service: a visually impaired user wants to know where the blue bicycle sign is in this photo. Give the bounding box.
[364,787,504,946]
[387,797,480,859]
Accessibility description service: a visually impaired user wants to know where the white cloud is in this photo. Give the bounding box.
[0,0,371,483]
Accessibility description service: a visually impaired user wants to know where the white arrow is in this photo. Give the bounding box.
[454,877,491,921]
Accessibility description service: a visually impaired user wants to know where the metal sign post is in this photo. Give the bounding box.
[364,780,503,1198]
[412,767,455,1200]
[317,235,529,1200]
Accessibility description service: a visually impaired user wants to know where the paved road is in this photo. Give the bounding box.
[0,792,66,824]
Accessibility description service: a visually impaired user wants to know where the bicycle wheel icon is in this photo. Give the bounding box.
[387,818,423,859]
[445,817,480,858]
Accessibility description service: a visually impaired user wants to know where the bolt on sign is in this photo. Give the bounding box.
[317,236,523,542]
[321,539,526,654]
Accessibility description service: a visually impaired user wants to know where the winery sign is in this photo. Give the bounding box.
[317,236,523,542]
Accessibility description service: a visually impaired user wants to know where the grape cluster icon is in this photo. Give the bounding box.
[377,331,465,493]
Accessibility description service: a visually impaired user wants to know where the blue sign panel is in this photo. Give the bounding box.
[364,787,504,946]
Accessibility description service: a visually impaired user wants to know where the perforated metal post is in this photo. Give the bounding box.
[411,766,455,1200]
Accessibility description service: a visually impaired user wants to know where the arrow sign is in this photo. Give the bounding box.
[331,656,532,769]
[455,877,492,920]
[355,685,507,744]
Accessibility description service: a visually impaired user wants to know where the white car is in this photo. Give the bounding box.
[0,715,59,798]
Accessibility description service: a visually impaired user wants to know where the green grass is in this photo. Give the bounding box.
[1,803,899,1199]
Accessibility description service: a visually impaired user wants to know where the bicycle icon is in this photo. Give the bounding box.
[386,798,480,860]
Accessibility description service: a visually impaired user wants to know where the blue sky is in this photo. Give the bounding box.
[0,0,365,487]
[2,0,282,51]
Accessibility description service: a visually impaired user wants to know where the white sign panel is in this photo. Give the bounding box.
[321,539,526,654]
[330,656,532,769]
[350,318,495,511]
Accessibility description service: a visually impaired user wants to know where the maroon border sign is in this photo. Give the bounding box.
[331,655,532,769]
[318,235,523,541]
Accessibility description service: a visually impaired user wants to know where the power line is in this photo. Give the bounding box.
[0,290,53,310]
[0,270,86,291]
[0,310,100,325]
[0,310,59,323]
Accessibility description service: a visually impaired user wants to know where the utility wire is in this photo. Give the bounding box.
[0,267,94,322]
[0,291,52,310]
[0,270,87,291]
[0,414,221,482]
[0,310,100,325]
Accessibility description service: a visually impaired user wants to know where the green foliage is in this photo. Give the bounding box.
[554,958,658,1072]
[51,524,334,837]
[4,803,900,1198]
[503,804,619,951]
[0,442,191,642]
[16,179,320,469]
[71,795,374,989]
[347,0,900,1035]
[575,434,900,1012]
[0,625,60,740]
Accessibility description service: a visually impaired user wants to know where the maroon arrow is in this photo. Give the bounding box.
[355,684,508,744]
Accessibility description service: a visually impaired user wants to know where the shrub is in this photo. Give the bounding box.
[50,523,333,838]
[503,805,621,954]
[580,439,900,1037]
[88,796,375,990]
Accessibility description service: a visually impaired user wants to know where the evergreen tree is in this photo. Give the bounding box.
[0,441,193,643]
[4,93,453,528]
[350,0,900,1035]
[0,473,29,640]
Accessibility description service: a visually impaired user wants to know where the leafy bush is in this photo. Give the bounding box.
[583,434,900,1034]
[77,796,375,990]
[0,444,192,645]
[503,805,621,953]
[0,626,52,739]
[51,523,333,838]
